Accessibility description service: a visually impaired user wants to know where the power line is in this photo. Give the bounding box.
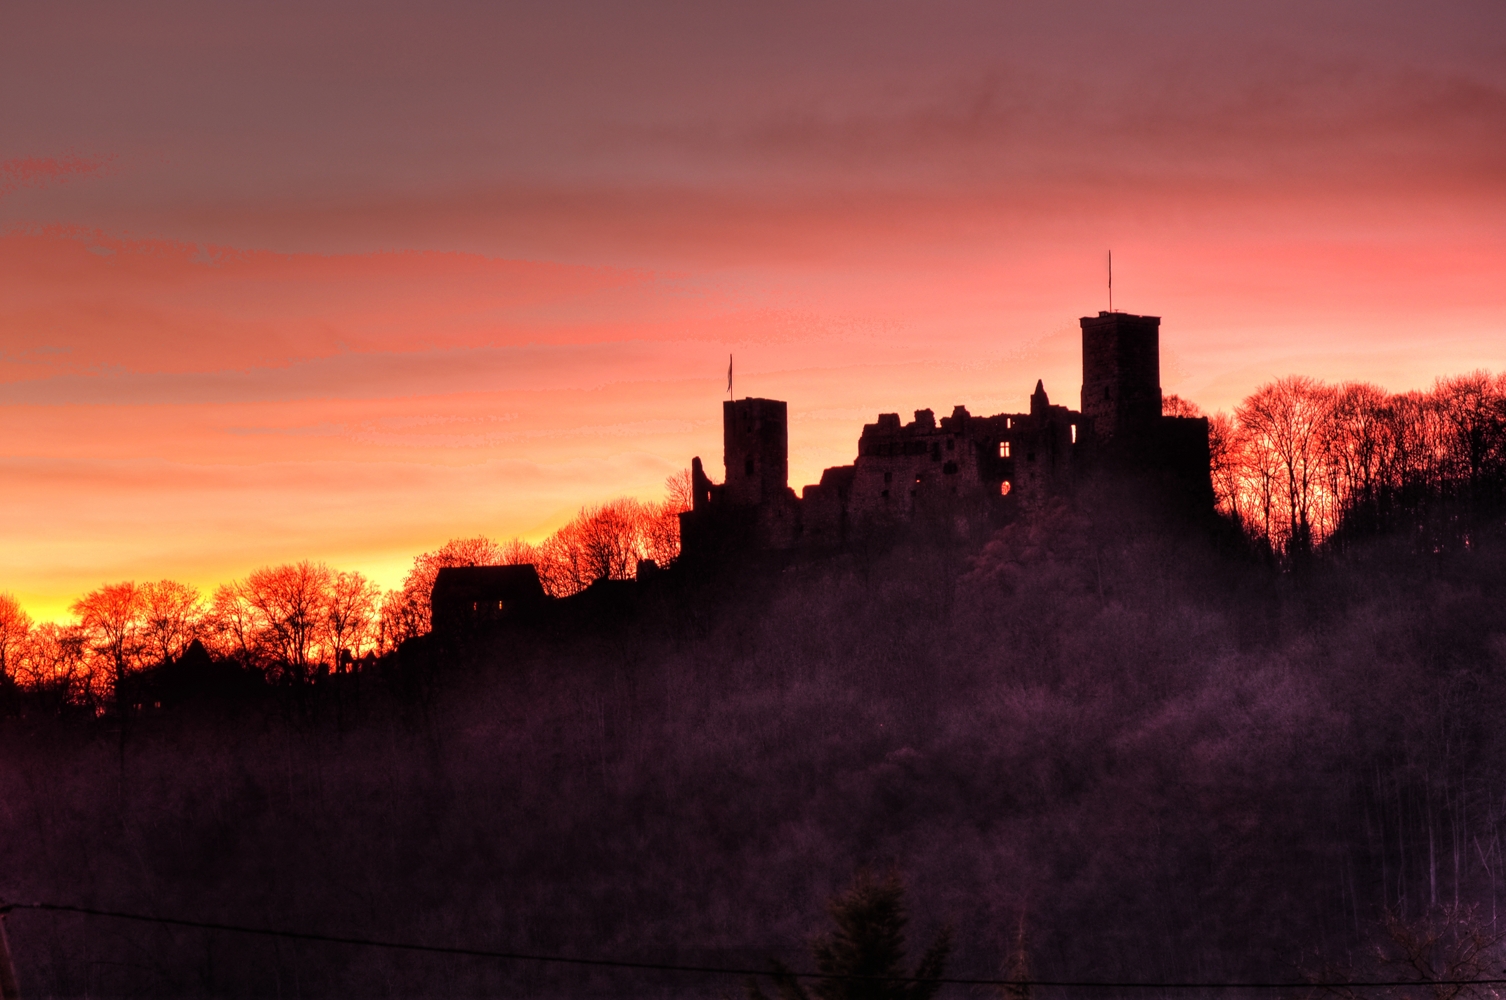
[4,901,1503,990]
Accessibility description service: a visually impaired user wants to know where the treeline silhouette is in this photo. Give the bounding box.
[2,372,1506,997]
[0,471,691,715]
[1192,370,1506,558]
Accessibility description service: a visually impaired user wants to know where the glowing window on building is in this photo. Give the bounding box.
[999,441,1011,458]
[1000,481,1011,496]
[1071,425,1077,444]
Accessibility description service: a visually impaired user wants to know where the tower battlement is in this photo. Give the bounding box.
[1080,311,1162,441]
[722,397,789,506]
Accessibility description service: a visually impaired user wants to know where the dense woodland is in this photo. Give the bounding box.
[3,371,1506,998]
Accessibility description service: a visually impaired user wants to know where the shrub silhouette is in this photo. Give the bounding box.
[751,870,952,1000]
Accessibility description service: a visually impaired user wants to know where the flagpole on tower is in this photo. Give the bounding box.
[727,354,733,400]
[1108,250,1113,313]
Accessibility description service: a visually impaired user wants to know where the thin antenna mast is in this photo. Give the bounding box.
[727,354,733,401]
[1108,250,1113,313]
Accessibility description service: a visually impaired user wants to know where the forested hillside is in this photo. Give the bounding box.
[4,483,1506,998]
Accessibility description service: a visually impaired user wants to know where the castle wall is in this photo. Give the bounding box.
[800,465,855,548]
[845,409,981,527]
[678,309,1209,564]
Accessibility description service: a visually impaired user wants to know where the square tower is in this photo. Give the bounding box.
[1080,311,1162,441]
[723,397,789,506]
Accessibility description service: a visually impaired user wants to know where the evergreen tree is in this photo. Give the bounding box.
[750,870,952,1000]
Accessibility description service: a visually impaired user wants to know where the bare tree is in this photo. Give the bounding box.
[536,518,594,596]
[578,499,644,582]
[139,580,204,665]
[1207,412,1243,526]
[71,582,146,712]
[1326,382,1393,533]
[1237,414,1284,547]
[1162,394,1204,418]
[15,622,90,711]
[242,562,334,682]
[664,467,694,513]
[642,469,692,566]
[1237,376,1336,557]
[377,587,423,652]
[1314,905,1506,1000]
[998,911,1032,1000]
[0,593,32,690]
[1387,391,1451,516]
[532,499,658,596]
[1433,372,1506,502]
[499,537,538,565]
[326,570,380,669]
[206,582,259,666]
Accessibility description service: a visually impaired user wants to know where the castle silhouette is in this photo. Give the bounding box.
[678,310,1212,559]
[430,310,1213,631]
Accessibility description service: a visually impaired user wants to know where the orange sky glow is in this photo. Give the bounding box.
[3,0,1504,619]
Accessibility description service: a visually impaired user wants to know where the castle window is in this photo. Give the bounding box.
[745,457,755,476]
[915,474,923,484]
[947,437,955,451]
[1000,481,1012,496]
[1006,417,1012,429]
[883,471,892,484]
[943,461,958,475]
[1027,452,1036,462]
[881,489,889,499]
[999,442,1011,458]
[1071,425,1077,444]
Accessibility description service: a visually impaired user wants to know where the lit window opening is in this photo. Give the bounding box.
[1000,481,1012,496]
[999,441,1011,458]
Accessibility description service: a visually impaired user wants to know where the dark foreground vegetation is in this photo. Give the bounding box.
[5,368,1506,998]
[4,480,1506,999]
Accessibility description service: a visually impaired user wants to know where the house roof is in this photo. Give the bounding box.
[431,564,547,602]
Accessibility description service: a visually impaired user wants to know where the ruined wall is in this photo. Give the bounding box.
[845,409,980,527]
[679,308,1208,563]
[800,465,855,548]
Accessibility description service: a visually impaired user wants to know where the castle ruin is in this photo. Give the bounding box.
[678,311,1213,558]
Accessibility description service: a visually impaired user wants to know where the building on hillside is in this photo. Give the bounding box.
[679,310,1212,558]
[430,564,548,633]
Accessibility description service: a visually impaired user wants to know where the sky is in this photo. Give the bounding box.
[3,0,1504,619]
